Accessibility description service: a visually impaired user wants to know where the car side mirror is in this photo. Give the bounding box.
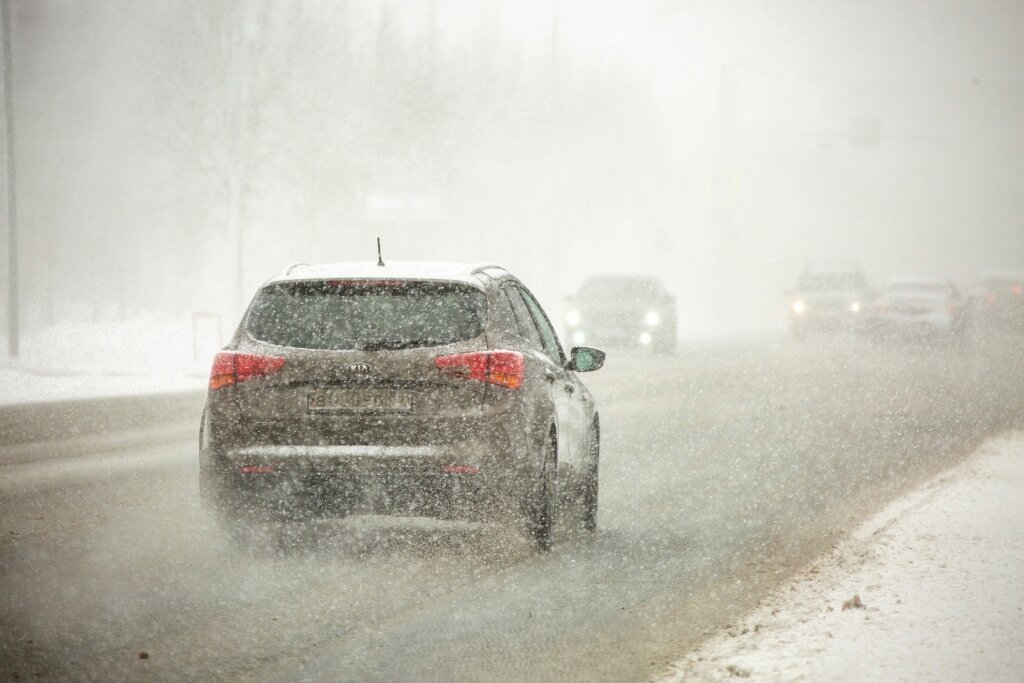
[567,346,605,372]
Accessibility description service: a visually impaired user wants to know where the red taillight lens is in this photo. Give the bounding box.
[239,464,273,474]
[1012,285,1022,297]
[434,350,525,390]
[209,351,286,390]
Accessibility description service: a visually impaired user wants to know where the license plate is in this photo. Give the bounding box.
[307,388,412,413]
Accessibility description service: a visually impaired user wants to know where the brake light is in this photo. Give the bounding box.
[434,350,525,389]
[210,351,286,389]
[239,465,273,474]
[1012,285,1022,297]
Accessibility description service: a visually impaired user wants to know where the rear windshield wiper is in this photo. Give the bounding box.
[356,339,445,351]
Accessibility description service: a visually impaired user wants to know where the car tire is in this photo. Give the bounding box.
[581,418,600,532]
[526,430,558,551]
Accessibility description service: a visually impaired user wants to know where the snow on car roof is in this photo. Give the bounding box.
[267,261,503,286]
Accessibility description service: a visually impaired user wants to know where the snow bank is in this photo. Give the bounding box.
[659,433,1024,682]
[0,314,213,404]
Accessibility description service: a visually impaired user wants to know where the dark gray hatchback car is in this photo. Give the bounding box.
[200,261,605,549]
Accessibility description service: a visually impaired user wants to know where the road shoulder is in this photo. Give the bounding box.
[658,432,1024,682]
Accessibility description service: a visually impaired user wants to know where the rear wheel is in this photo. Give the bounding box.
[526,431,558,551]
[581,419,600,532]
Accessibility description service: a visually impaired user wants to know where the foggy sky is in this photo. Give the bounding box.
[1,0,1022,354]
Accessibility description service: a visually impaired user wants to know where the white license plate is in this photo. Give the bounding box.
[307,389,412,413]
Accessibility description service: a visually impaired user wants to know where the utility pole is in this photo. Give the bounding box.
[714,63,735,331]
[1,0,18,358]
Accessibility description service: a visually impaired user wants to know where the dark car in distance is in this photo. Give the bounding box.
[564,275,677,353]
[199,261,605,550]
[788,267,872,340]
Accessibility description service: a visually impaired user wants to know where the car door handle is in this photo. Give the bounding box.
[544,369,558,383]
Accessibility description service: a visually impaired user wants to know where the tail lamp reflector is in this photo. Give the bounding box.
[434,350,525,389]
[239,465,273,474]
[210,351,286,389]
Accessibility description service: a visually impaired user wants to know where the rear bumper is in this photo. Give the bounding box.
[202,443,528,521]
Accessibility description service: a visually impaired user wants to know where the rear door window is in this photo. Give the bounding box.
[246,280,487,350]
[502,285,543,348]
[515,287,565,364]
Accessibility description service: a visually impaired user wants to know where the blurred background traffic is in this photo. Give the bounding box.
[1,1,1022,377]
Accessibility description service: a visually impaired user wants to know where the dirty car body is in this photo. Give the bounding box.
[199,261,605,548]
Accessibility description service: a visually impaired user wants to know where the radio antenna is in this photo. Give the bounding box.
[376,237,385,267]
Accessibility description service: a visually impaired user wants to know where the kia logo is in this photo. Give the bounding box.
[346,362,373,374]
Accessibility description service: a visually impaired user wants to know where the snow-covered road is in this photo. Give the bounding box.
[2,335,1023,681]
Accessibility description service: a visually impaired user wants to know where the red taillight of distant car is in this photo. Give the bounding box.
[210,351,287,390]
[434,350,525,389]
[1012,285,1022,297]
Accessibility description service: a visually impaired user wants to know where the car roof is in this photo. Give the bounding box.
[266,261,509,287]
[884,277,947,287]
[977,269,1024,282]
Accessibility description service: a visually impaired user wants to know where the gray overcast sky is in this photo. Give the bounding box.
[2,0,1023,339]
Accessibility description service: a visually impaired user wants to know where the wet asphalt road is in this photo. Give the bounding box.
[2,333,1023,682]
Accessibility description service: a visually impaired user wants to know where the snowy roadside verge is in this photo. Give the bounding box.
[0,366,205,407]
[658,433,1024,682]
[0,390,205,451]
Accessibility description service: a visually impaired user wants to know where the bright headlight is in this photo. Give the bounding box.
[645,311,660,326]
[850,301,862,314]
[566,310,581,326]
[572,331,586,345]
[639,332,653,345]
[792,300,807,315]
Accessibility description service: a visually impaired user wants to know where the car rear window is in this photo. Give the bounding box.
[245,280,487,350]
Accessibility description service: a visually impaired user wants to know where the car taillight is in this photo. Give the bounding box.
[1012,285,1022,297]
[434,350,525,389]
[210,351,286,390]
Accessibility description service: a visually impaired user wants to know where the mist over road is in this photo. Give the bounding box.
[2,334,1022,682]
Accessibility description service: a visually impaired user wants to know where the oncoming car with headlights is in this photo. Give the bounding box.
[199,261,606,550]
[788,267,872,340]
[564,275,677,353]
